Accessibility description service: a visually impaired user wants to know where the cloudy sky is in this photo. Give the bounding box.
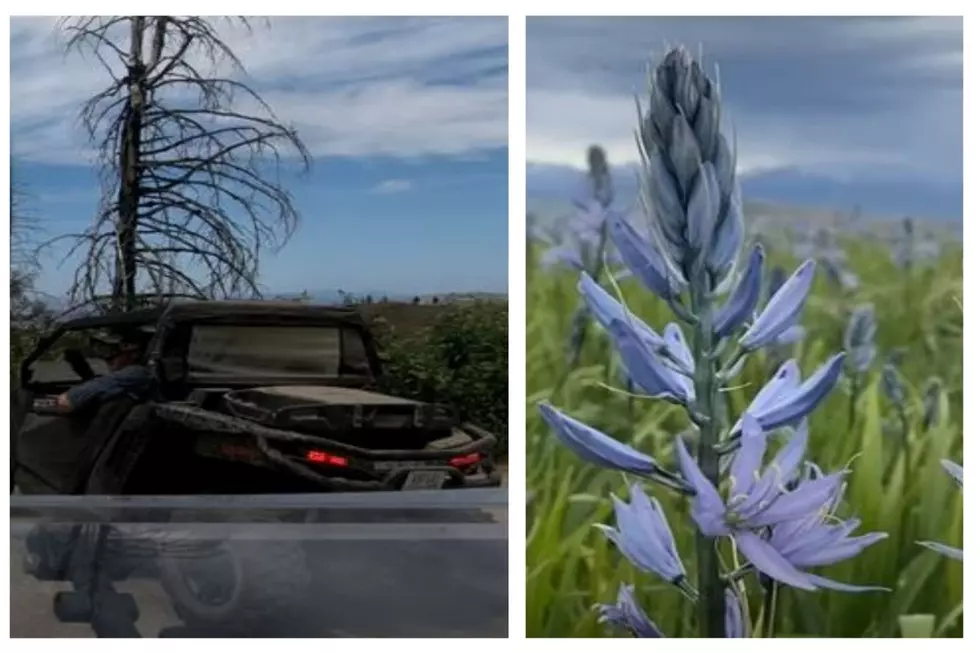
[527,17,962,220]
[11,16,508,298]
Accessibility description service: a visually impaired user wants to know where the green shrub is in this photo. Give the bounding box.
[374,301,509,456]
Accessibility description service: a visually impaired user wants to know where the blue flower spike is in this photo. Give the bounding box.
[538,44,892,638]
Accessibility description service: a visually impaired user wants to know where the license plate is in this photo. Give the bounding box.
[402,470,448,490]
[375,460,429,471]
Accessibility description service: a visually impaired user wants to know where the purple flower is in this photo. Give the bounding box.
[608,319,695,404]
[538,403,692,493]
[539,403,659,476]
[578,273,665,351]
[675,416,873,592]
[595,483,687,584]
[596,585,749,638]
[761,264,807,348]
[538,200,626,275]
[740,259,816,351]
[595,585,664,638]
[714,244,765,338]
[607,212,677,300]
[731,354,845,436]
[766,481,890,591]
[731,360,802,435]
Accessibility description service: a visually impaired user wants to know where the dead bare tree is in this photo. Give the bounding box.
[11,164,43,299]
[49,16,311,312]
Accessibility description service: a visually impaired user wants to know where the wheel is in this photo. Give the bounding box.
[156,515,312,636]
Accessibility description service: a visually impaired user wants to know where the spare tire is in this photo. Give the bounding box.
[157,514,311,636]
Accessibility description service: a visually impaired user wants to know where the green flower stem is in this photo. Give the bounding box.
[847,370,860,432]
[762,577,780,638]
[690,271,726,638]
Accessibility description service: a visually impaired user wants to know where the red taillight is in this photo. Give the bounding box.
[305,450,349,467]
[449,453,481,467]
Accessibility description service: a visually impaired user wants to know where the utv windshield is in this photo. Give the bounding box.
[186,325,373,380]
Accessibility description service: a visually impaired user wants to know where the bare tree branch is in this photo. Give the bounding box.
[50,15,312,312]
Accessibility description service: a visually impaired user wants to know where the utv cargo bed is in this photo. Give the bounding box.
[222,386,458,441]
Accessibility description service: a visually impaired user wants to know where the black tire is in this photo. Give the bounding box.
[157,514,311,636]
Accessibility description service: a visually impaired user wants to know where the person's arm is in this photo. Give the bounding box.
[57,376,116,413]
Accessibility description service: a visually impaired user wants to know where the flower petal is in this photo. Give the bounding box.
[607,213,677,300]
[734,531,817,591]
[686,163,721,257]
[729,414,767,496]
[707,181,745,282]
[774,324,806,346]
[578,273,665,350]
[663,323,695,375]
[713,134,736,201]
[540,245,585,271]
[731,360,801,435]
[595,584,664,638]
[674,435,728,536]
[539,403,662,475]
[919,540,963,561]
[802,573,890,593]
[941,459,963,488]
[669,113,702,196]
[792,532,888,567]
[609,319,694,403]
[754,353,845,431]
[714,244,764,338]
[768,420,809,485]
[604,485,686,582]
[628,483,686,577]
[740,259,816,351]
[641,150,687,249]
[745,471,846,528]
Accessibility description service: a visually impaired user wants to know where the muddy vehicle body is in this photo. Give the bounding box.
[10,301,506,636]
[11,301,501,496]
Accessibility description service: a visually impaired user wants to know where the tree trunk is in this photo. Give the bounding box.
[114,17,146,312]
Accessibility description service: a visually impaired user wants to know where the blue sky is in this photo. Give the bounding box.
[10,17,508,299]
[526,17,962,221]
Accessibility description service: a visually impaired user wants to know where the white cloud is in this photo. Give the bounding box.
[526,17,961,185]
[371,179,412,194]
[10,16,508,165]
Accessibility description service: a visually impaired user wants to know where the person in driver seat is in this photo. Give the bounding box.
[55,328,154,413]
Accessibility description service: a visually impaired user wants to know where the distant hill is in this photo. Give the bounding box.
[527,196,962,242]
[276,290,507,305]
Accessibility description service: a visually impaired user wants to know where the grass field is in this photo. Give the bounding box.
[525,233,963,638]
